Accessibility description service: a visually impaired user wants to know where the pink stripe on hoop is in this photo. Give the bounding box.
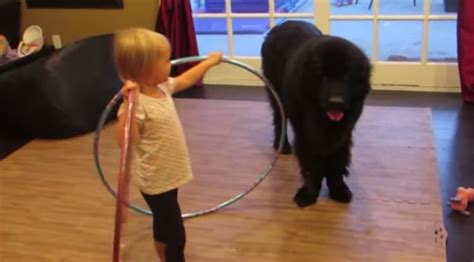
[112,91,135,262]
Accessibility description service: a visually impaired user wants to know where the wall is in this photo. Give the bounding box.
[20,0,160,45]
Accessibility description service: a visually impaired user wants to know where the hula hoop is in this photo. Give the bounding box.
[112,91,134,262]
[93,56,287,219]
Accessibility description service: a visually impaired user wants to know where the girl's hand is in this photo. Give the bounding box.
[206,51,223,66]
[121,80,139,103]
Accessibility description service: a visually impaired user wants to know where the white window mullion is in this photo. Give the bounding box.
[231,13,269,18]
[372,0,379,63]
[330,15,374,20]
[421,0,431,64]
[225,0,234,57]
[330,15,438,21]
[273,13,313,18]
[193,13,227,18]
[375,15,423,20]
[315,0,330,33]
[269,0,275,28]
[428,15,456,20]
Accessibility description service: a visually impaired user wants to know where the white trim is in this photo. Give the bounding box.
[330,15,456,20]
[193,13,314,18]
[268,0,275,27]
[203,59,460,90]
[330,15,375,20]
[193,12,456,21]
[372,85,459,93]
[372,0,379,62]
[194,13,264,18]
[195,14,457,21]
[207,15,463,21]
[193,13,230,18]
[421,0,430,64]
[315,0,330,33]
[371,62,460,88]
[271,13,314,18]
[333,15,426,20]
[224,0,234,57]
[428,15,457,20]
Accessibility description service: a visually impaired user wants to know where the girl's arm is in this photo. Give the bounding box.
[173,51,222,93]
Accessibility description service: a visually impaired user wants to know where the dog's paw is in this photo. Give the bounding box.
[329,183,353,203]
[294,186,319,207]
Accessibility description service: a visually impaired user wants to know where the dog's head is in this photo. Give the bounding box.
[288,36,371,122]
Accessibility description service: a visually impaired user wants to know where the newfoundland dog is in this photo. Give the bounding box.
[261,21,371,207]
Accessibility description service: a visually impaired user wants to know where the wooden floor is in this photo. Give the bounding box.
[1,87,473,261]
[178,86,474,262]
[0,98,447,261]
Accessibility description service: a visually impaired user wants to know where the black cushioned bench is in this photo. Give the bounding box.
[0,34,121,138]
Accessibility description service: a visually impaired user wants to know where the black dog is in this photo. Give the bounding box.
[261,21,371,207]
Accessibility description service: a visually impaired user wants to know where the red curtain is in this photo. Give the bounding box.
[457,0,474,103]
[155,0,200,79]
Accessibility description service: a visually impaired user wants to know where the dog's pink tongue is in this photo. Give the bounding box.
[327,111,344,121]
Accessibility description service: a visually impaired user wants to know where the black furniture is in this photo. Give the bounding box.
[0,34,121,138]
[0,0,21,47]
[0,45,55,73]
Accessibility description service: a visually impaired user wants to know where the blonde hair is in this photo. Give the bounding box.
[113,28,170,84]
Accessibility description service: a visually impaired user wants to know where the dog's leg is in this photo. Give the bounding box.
[326,142,353,203]
[270,99,292,154]
[294,170,322,208]
[293,151,324,207]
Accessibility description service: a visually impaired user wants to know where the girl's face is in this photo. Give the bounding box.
[147,47,171,86]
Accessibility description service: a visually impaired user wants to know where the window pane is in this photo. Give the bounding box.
[233,18,268,56]
[194,18,229,56]
[194,18,227,35]
[378,21,423,62]
[197,35,229,56]
[274,18,315,27]
[231,0,268,13]
[331,20,373,59]
[330,0,373,15]
[192,0,226,13]
[431,0,458,14]
[428,21,457,62]
[379,0,424,15]
[275,0,314,14]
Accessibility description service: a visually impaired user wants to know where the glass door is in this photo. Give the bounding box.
[192,0,459,91]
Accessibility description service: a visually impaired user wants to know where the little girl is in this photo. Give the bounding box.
[113,27,222,261]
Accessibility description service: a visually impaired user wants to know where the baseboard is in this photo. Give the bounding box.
[372,85,460,93]
[203,80,461,93]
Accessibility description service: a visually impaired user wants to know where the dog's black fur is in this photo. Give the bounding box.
[261,21,371,207]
